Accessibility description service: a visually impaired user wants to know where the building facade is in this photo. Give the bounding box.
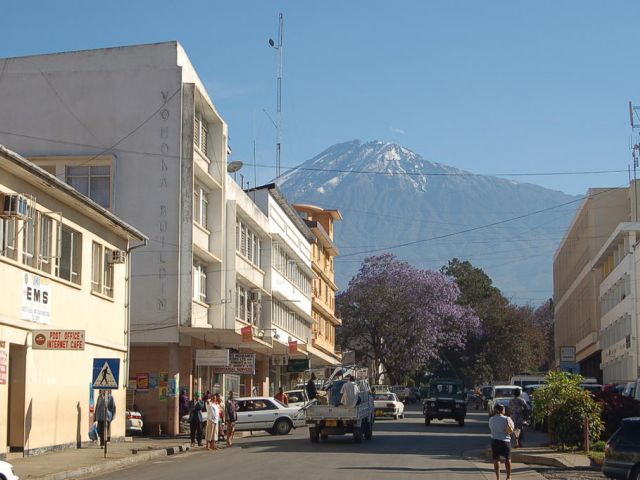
[553,186,631,380]
[293,204,343,366]
[0,144,145,457]
[0,42,273,435]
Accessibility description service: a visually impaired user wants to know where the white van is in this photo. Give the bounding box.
[509,374,547,388]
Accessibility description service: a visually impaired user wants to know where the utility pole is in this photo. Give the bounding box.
[629,101,640,221]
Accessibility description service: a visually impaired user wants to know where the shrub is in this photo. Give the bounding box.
[532,371,604,450]
[592,391,640,439]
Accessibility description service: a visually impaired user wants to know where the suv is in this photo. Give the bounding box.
[422,378,467,426]
[603,417,640,479]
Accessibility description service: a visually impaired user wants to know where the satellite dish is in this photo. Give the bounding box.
[268,38,275,48]
[227,160,243,173]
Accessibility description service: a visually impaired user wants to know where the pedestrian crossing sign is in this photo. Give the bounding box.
[92,358,120,389]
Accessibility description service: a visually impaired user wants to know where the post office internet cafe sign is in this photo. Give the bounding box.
[211,353,255,375]
[33,330,85,350]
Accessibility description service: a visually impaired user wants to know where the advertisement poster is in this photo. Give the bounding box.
[168,378,176,397]
[21,273,51,324]
[149,373,159,389]
[136,373,149,391]
[159,386,168,401]
[159,372,169,387]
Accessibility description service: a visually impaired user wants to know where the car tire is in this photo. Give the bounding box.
[458,417,465,427]
[266,428,276,435]
[309,428,319,443]
[274,418,292,435]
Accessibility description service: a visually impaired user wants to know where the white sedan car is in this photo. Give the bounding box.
[0,460,18,480]
[182,396,306,436]
[373,392,405,420]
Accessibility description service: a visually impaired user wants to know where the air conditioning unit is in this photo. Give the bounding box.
[106,250,127,264]
[0,193,30,219]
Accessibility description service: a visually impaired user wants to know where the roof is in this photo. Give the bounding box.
[247,183,316,243]
[0,144,146,242]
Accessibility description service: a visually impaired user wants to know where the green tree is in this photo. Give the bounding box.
[532,371,604,450]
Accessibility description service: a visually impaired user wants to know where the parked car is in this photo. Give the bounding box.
[182,396,305,436]
[390,385,408,401]
[284,389,309,408]
[125,409,144,435]
[373,392,405,419]
[603,417,640,480]
[423,377,467,426]
[371,384,391,394]
[487,385,521,416]
[0,460,18,480]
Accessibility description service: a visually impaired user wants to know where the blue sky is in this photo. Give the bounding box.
[2,0,639,195]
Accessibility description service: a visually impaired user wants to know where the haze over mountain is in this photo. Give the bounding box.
[278,140,581,304]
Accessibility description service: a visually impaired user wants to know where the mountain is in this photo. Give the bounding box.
[278,140,581,303]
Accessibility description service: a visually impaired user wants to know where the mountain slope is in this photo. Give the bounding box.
[279,140,580,303]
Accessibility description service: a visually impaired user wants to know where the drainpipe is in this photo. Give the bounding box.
[125,238,148,392]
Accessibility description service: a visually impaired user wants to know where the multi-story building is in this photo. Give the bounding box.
[248,185,316,390]
[0,42,273,435]
[0,144,145,457]
[293,204,343,366]
[553,187,630,380]
[592,221,640,384]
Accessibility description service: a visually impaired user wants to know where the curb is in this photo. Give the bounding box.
[32,443,192,480]
[477,446,582,469]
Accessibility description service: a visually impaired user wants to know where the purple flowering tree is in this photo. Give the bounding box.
[337,254,480,384]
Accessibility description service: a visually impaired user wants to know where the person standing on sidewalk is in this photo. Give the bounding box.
[225,391,238,447]
[489,404,514,480]
[94,390,116,448]
[205,396,220,450]
[188,393,204,447]
[508,389,530,448]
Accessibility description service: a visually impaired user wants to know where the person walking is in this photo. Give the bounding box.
[188,393,204,447]
[205,395,220,450]
[508,389,530,448]
[489,404,514,480]
[94,390,116,448]
[225,391,238,447]
[275,386,289,406]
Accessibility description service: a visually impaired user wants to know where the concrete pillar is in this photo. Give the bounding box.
[167,343,180,435]
[256,359,269,396]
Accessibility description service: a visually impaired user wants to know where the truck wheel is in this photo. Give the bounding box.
[353,428,363,443]
[458,417,465,427]
[424,417,431,426]
[309,428,319,443]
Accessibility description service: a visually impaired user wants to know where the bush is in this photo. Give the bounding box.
[592,391,640,439]
[532,371,604,450]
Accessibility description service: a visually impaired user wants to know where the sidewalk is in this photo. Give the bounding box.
[9,436,200,480]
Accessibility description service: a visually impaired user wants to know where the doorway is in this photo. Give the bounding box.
[7,344,26,452]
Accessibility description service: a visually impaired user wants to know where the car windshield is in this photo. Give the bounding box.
[494,388,517,398]
[374,394,394,401]
[430,384,463,395]
[286,391,305,403]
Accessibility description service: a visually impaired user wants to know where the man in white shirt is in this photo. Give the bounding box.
[340,375,360,407]
[488,404,514,480]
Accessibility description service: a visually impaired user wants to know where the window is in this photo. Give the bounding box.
[236,219,262,269]
[194,113,209,157]
[37,214,53,273]
[92,242,102,293]
[193,185,208,228]
[193,261,207,303]
[0,217,17,260]
[103,248,114,298]
[272,243,311,297]
[22,214,36,267]
[235,284,258,324]
[57,225,81,284]
[65,165,111,208]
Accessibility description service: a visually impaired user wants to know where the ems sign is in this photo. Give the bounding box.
[21,273,51,324]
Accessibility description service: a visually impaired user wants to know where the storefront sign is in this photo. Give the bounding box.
[288,340,298,355]
[212,353,255,375]
[272,355,288,366]
[0,342,7,385]
[286,358,310,373]
[136,373,149,391]
[32,330,85,350]
[21,273,51,324]
[559,346,576,362]
[196,349,230,366]
[241,325,253,342]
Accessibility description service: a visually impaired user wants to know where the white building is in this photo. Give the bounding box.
[0,144,145,457]
[0,42,274,434]
[593,223,640,384]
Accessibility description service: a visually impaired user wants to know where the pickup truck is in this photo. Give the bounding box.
[306,379,375,443]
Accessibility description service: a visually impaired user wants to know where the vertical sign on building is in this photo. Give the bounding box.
[21,273,51,324]
[0,341,7,385]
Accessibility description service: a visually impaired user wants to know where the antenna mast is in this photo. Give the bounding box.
[629,101,640,221]
[269,13,284,178]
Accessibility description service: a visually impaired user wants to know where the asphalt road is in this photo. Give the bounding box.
[94,406,542,480]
